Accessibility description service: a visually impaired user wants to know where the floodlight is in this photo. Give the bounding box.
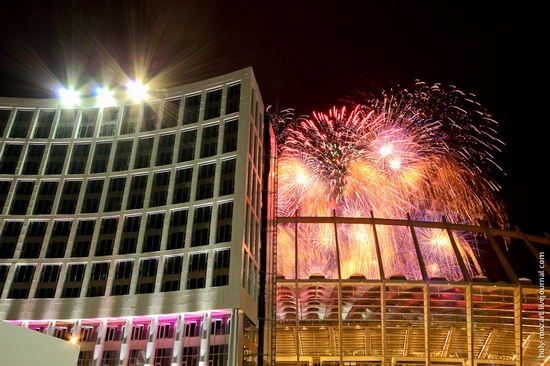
[125,80,148,102]
[57,86,80,107]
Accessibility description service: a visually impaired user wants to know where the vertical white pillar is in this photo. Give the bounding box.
[199,312,211,366]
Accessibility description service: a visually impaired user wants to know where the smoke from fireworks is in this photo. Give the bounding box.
[275,81,506,280]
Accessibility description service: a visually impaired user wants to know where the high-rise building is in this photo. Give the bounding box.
[0,67,272,366]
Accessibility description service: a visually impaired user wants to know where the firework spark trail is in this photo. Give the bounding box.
[276,81,505,280]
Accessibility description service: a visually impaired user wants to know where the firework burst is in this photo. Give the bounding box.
[275,81,506,280]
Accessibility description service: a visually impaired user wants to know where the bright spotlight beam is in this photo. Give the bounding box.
[93,86,115,107]
[125,80,148,102]
[57,86,80,107]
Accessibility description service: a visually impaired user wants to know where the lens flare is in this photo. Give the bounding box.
[275,81,506,281]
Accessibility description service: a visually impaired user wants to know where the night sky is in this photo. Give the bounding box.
[0,0,547,236]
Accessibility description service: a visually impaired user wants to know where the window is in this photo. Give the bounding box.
[112,140,133,171]
[0,109,11,137]
[0,180,10,212]
[173,167,193,204]
[162,256,182,292]
[35,264,61,298]
[213,249,231,287]
[0,265,9,297]
[81,179,104,213]
[187,252,207,289]
[183,94,201,125]
[68,144,90,174]
[223,118,238,153]
[150,171,170,207]
[225,83,241,114]
[154,348,173,366]
[196,163,215,200]
[46,220,72,258]
[178,129,197,162]
[99,107,119,137]
[79,109,98,137]
[45,144,68,174]
[161,98,180,128]
[120,104,139,135]
[8,264,36,299]
[0,143,23,174]
[62,263,85,298]
[22,144,46,175]
[20,221,48,258]
[104,177,126,212]
[57,180,82,214]
[55,109,77,138]
[167,209,188,250]
[127,174,148,210]
[134,137,154,169]
[87,262,109,297]
[112,260,133,296]
[33,181,59,214]
[156,133,175,166]
[142,103,159,131]
[182,347,199,366]
[96,217,118,256]
[32,110,55,138]
[136,258,158,294]
[71,219,95,257]
[90,142,112,173]
[191,206,211,247]
[119,215,141,255]
[204,89,222,120]
[220,158,236,196]
[9,180,34,215]
[200,124,219,158]
[216,201,233,243]
[0,221,23,258]
[143,212,164,253]
[9,110,33,138]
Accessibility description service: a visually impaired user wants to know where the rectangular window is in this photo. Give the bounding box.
[0,109,11,137]
[167,209,188,250]
[79,109,98,138]
[112,260,133,296]
[187,252,207,289]
[183,94,201,125]
[220,158,236,196]
[104,176,126,212]
[178,129,197,162]
[120,104,139,135]
[22,144,46,175]
[0,143,23,174]
[200,124,219,158]
[225,83,241,114]
[161,98,180,129]
[20,221,48,258]
[134,137,154,169]
[0,180,10,212]
[33,110,55,138]
[216,201,233,243]
[196,163,215,200]
[9,180,34,215]
[213,249,231,287]
[33,181,59,214]
[57,180,82,214]
[35,264,61,298]
[191,206,211,247]
[173,167,193,204]
[143,212,164,253]
[156,133,175,166]
[222,118,238,153]
[0,221,23,258]
[62,263,85,298]
[45,144,68,174]
[9,110,34,138]
[55,109,77,138]
[127,174,148,210]
[150,170,170,207]
[99,107,119,137]
[71,219,96,257]
[81,179,104,213]
[142,103,159,131]
[87,262,109,297]
[136,258,158,294]
[119,215,141,254]
[8,264,36,299]
[90,142,112,173]
[96,217,118,256]
[204,89,222,120]
[0,264,10,297]
[46,220,72,258]
[112,140,133,171]
[68,143,90,174]
[162,256,182,292]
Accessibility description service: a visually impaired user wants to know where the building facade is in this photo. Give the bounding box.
[0,67,270,366]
